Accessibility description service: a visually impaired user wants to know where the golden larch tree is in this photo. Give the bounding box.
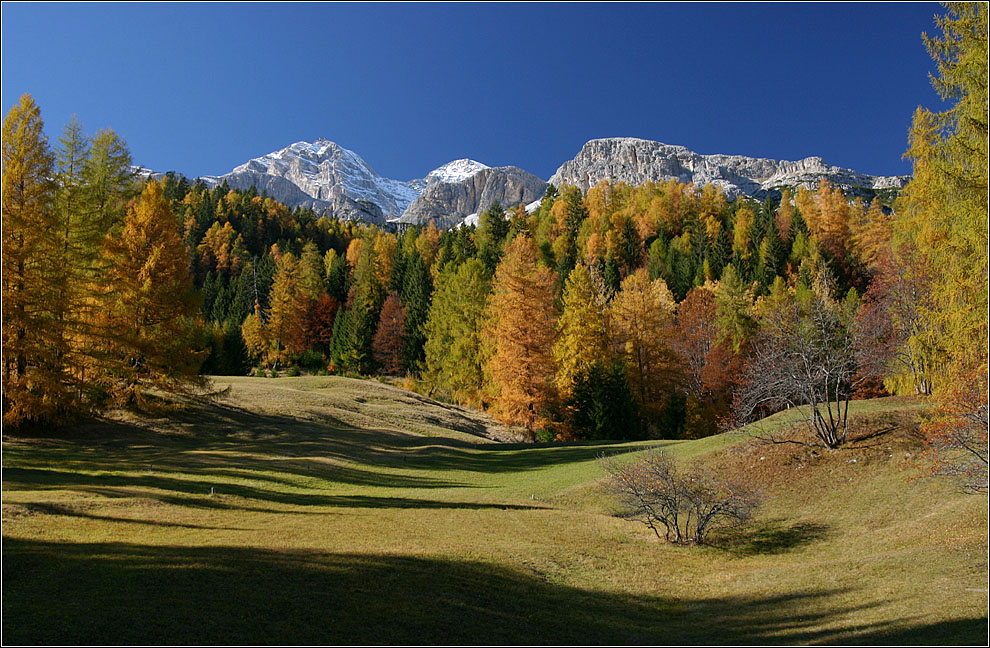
[1,94,64,425]
[484,236,558,432]
[609,268,679,430]
[267,251,309,366]
[99,180,206,404]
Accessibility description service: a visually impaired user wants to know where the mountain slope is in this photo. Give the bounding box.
[2,382,984,645]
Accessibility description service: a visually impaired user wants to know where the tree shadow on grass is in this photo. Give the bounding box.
[10,503,257,530]
[3,396,652,494]
[3,538,984,646]
[2,467,547,513]
[711,519,831,556]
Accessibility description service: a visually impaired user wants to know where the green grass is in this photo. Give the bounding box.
[3,377,986,645]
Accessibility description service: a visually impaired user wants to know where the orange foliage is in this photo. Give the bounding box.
[484,236,558,432]
[922,363,988,492]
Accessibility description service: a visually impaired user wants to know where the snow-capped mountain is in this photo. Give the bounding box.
[199,142,514,226]
[196,141,544,227]
[200,139,419,221]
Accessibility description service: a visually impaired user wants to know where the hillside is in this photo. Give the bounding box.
[2,377,985,645]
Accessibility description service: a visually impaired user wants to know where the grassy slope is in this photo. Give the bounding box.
[2,377,986,645]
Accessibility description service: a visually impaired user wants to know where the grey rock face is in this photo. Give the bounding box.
[396,166,548,229]
[217,171,333,212]
[328,194,385,224]
[549,137,909,199]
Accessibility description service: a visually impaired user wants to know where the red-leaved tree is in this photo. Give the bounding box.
[372,292,405,375]
[305,293,339,356]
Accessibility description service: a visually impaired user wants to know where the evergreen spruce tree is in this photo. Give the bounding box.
[603,252,621,297]
[326,250,350,303]
[400,252,432,373]
[477,201,509,275]
[202,271,219,319]
[566,361,640,440]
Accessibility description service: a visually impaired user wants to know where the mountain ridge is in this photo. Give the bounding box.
[149,136,909,227]
[548,137,909,200]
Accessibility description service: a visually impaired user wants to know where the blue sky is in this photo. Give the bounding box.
[2,2,945,181]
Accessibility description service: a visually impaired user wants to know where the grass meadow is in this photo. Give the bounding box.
[2,376,986,644]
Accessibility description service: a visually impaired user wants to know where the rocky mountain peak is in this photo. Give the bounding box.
[395,165,548,229]
[207,139,419,222]
[550,137,908,199]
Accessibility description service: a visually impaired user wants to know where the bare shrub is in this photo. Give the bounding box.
[734,268,865,449]
[600,448,761,545]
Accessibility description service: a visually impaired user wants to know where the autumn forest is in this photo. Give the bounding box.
[2,5,986,480]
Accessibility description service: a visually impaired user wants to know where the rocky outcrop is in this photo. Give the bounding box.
[396,166,548,229]
[328,194,385,224]
[215,171,333,212]
[549,137,909,199]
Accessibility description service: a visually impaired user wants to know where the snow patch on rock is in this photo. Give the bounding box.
[425,159,490,185]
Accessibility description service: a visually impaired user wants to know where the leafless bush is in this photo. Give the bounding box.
[600,448,761,545]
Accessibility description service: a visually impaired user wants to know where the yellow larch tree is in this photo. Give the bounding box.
[553,264,610,395]
[1,94,64,425]
[99,180,206,405]
[483,236,558,433]
[894,2,988,382]
[609,268,679,430]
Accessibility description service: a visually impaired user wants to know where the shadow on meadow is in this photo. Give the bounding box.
[3,394,654,507]
[711,519,833,556]
[4,538,982,646]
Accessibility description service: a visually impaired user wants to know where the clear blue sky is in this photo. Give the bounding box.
[2,2,945,181]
